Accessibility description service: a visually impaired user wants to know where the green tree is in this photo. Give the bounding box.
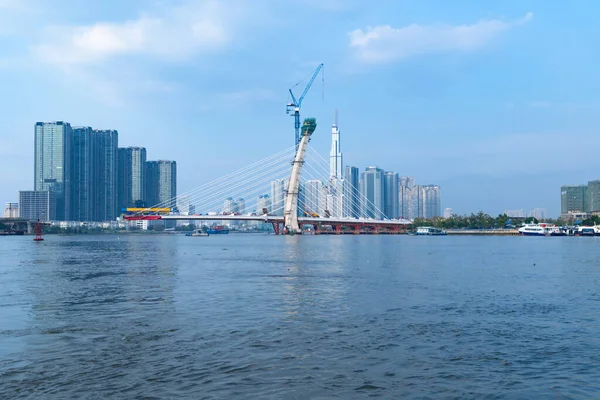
[524,217,539,224]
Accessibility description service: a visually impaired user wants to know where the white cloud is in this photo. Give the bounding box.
[349,12,533,64]
[33,1,234,66]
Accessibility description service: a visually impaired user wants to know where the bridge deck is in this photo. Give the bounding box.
[125,214,412,226]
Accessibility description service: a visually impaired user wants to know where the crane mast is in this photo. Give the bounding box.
[286,63,324,149]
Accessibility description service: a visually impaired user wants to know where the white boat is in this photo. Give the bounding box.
[186,229,209,237]
[414,226,447,236]
[518,223,559,236]
[575,226,600,236]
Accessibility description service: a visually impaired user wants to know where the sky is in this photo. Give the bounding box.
[1,0,599,217]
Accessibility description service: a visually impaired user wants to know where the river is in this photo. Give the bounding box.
[1,234,599,398]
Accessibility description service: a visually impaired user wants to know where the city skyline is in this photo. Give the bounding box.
[21,121,177,222]
[2,1,599,217]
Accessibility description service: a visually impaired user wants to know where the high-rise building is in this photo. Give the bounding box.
[4,203,18,218]
[343,166,360,218]
[399,176,414,219]
[70,127,118,222]
[94,130,118,221]
[304,180,325,216]
[421,185,441,218]
[530,208,547,220]
[19,191,56,221]
[560,185,588,214]
[257,194,271,214]
[587,180,600,213]
[359,166,384,219]
[177,195,191,215]
[223,197,236,214]
[443,208,453,219]
[130,148,147,207]
[146,160,177,208]
[117,148,132,212]
[34,121,73,220]
[270,179,288,216]
[71,127,94,221]
[329,110,343,179]
[118,147,147,209]
[504,209,526,218]
[384,171,399,219]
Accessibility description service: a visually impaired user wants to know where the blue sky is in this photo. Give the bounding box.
[1,0,599,217]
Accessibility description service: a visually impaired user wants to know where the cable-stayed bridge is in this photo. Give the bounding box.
[125,119,412,235]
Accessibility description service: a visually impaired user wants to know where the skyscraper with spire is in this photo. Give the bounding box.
[329,109,343,179]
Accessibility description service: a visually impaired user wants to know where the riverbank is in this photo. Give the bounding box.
[446,229,520,236]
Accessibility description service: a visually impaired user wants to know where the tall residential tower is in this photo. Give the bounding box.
[329,110,343,179]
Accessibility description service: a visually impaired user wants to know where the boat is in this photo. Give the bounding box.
[206,225,229,235]
[574,226,600,237]
[185,229,209,237]
[413,226,447,236]
[518,223,560,236]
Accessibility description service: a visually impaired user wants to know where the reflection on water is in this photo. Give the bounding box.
[2,234,600,398]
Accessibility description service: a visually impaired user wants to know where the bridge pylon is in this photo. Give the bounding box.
[283,118,316,234]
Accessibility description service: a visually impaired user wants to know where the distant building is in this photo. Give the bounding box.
[530,208,547,220]
[505,209,526,218]
[34,121,73,220]
[70,127,119,222]
[94,130,119,221]
[270,179,288,216]
[444,208,453,219]
[421,185,441,219]
[71,127,94,221]
[256,194,271,214]
[118,147,147,209]
[223,197,236,214]
[304,180,325,216]
[587,180,600,213]
[4,203,18,218]
[359,166,384,219]
[325,178,344,218]
[383,171,399,219]
[146,160,177,208]
[561,185,588,214]
[329,111,343,179]
[343,166,359,218]
[399,176,415,219]
[177,195,192,216]
[19,191,56,221]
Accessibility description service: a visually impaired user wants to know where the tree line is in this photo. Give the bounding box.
[413,212,559,229]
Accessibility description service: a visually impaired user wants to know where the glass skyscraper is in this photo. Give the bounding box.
[70,127,118,221]
[95,130,118,221]
[34,121,73,221]
[384,171,399,219]
[560,185,588,214]
[359,166,384,219]
[19,190,56,221]
[145,160,177,208]
[270,179,288,216]
[118,147,147,209]
[343,166,359,218]
[71,126,94,221]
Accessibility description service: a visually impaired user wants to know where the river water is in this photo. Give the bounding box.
[1,234,600,398]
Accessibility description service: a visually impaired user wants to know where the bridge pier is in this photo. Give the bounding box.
[271,221,281,235]
[283,118,316,235]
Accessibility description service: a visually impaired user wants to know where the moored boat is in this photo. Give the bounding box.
[413,226,447,236]
[518,223,559,236]
[185,229,209,237]
[206,225,229,235]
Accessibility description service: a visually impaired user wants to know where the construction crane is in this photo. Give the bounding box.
[286,63,324,149]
